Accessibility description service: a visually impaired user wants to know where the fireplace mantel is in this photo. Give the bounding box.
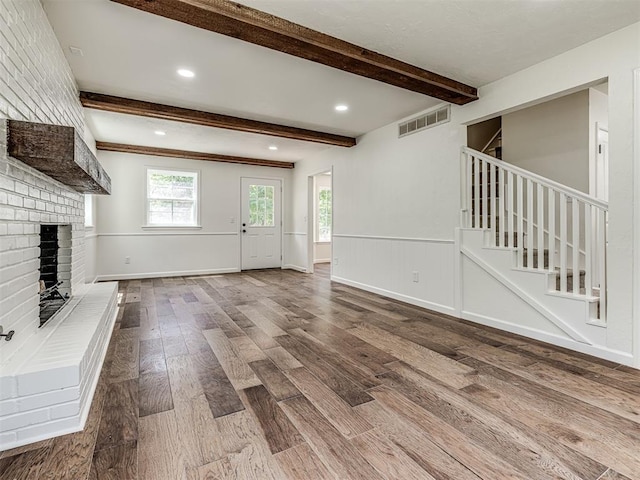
[6,120,111,195]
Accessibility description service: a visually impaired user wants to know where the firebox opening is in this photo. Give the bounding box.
[39,224,71,327]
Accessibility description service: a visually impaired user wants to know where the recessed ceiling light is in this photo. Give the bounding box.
[177,68,195,78]
[268,145,278,151]
[335,104,349,112]
[154,130,166,136]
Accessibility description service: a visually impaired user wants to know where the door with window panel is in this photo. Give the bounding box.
[241,178,282,270]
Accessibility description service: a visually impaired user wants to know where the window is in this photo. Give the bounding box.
[316,186,332,242]
[146,168,198,226]
[84,194,93,228]
[249,184,275,227]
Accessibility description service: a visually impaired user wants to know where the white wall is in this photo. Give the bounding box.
[502,90,590,193]
[95,151,291,280]
[287,22,640,365]
[289,104,463,314]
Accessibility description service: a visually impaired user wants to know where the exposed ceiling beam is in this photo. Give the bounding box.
[96,141,295,169]
[110,0,478,105]
[81,92,356,148]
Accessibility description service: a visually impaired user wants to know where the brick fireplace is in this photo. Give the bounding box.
[0,0,117,452]
[0,127,118,450]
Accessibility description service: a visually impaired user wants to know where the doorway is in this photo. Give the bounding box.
[307,170,332,274]
[595,127,609,202]
[241,177,282,270]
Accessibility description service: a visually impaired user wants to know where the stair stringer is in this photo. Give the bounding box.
[459,228,607,347]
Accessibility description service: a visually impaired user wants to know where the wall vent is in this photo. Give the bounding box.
[398,105,451,138]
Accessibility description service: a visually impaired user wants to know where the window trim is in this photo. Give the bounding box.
[143,167,201,228]
[84,194,94,229]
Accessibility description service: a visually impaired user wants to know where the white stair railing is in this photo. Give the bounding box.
[460,147,608,321]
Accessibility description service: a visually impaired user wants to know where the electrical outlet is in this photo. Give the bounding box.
[333,258,339,266]
[412,271,419,282]
[125,256,130,264]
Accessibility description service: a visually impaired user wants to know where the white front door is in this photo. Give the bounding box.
[241,177,282,270]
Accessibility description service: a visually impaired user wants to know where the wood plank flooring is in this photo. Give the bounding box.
[2,263,639,479]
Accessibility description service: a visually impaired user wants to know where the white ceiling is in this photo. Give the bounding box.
[238,0,640,87]
[43,0,640,163]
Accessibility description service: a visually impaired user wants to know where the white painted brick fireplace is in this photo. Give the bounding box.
[0,0,117,451]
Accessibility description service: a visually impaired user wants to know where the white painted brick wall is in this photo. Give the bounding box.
[0,0,121,452]
[0,0,89,363]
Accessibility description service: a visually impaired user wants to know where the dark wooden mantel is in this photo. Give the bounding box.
[7,120,112,195]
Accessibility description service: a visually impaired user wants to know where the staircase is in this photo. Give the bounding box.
[460,147,608,331]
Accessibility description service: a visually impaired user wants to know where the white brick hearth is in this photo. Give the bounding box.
[0,282,118,450]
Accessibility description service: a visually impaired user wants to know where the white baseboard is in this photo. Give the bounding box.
[283,264,308,273]
[462,310,634,366]
[313,259,331,264]
[331,275,456,317]
[96,268,240,281]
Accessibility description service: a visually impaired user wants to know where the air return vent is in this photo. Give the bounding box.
[398,105,450,138]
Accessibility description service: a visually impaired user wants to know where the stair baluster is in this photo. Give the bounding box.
[572,200,580,294]
[548,189,555,272]
[537,184,545,271]
[461,146,608,322]
[507,171,514,248]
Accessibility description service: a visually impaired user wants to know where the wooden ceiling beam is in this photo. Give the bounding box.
[110,0,478,105]
[81,92,356,148]
[96,141,295,169]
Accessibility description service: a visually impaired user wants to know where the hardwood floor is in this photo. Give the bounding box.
[2,264,639,479]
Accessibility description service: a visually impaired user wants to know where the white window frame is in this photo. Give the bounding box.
[144,167,200,228]
[84,194,93,228]
[315,185,332,243]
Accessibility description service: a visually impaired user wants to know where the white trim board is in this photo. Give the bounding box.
[96,232,238,237]
[96,267,239,281]
[462,310,633,366]
[634,67,640,369]
[331,275,456,316]
[333,234,454,244]
[283,264,308,273]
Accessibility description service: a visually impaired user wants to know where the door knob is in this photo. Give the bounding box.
[242,229,246,233]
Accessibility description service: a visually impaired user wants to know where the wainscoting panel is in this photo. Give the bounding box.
[96,232,240,280]
[331,235,456,315]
